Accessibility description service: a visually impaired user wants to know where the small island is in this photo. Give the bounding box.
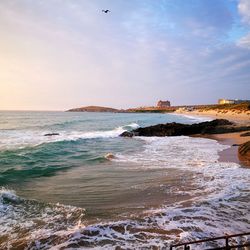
[67,105,119,112]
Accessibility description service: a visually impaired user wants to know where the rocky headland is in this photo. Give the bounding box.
[120,119,250,166]
[120,119,250,137]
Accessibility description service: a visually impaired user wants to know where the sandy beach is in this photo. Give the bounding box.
[181,110,250,167]
[196,132,250,167]
[175,109,250,124]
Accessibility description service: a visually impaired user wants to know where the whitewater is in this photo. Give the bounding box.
[0,111,249,249]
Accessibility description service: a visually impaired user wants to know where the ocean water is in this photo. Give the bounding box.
[0,111,249,249]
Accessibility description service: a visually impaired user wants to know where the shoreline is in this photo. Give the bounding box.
[175,109,250,124]
[174,110,250,125]
[174,110,250,166]
[193,132,249,167]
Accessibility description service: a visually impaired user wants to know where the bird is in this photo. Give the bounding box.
[102,9,110,13]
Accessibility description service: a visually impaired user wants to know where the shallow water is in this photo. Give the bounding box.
[0,111,249,249]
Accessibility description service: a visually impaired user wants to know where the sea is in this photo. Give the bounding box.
[0,111,249,250]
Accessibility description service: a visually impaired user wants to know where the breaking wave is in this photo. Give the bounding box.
[0,188,85,250]
[1,136,250,249]
[0,123,140,151]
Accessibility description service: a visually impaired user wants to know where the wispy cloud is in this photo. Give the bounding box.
[237,0,250,49]
[0,0,249,110]
[238,0,250,24]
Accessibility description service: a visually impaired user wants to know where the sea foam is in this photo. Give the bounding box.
[1,136,250,249]
[0,123,139,151]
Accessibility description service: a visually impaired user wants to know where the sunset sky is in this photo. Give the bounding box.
[0,0,250,110]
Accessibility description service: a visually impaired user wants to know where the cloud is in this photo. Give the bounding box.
[0,0,249,110]
[237,33,250,48]
[238,0,250,24]
[237,0,250,49]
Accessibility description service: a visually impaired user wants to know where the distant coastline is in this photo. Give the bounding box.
[67,105,176,113]
[175,102,250,123]
[67,102,250,121]
[67,106,119,113]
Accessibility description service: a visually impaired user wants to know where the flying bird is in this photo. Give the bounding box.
[102,9,110,13]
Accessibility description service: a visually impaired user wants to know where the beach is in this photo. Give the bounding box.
[175,109,250,124]
[192,132,249,167]
[1,0,250,248]
[175,109,250,166]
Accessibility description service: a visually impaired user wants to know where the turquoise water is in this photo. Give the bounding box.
[0,111,250,249]
[0,111,200,187]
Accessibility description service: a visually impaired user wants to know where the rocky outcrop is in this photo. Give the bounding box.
[105,153,116,160]
[240,132,250,137]
[120,119,250,137]
[238,141,250,166]
[44,133,60,136]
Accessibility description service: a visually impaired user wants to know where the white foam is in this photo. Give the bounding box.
[114,136,228,169]
[86,136,249,248]
[0,188,85,250]
[169,113,213,122]
[0,123,140,150]
[123,122,140,129]
[0,188,19,202]
[1,136,250,249]
[52,160,249,249]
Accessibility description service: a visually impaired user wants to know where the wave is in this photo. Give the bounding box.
[0,165,70,185]
[0,188,85,250]
[1,136,250,249]
[0,120,86,131]
[2,168,249,250]
[113,136,227,168]
[169,113,212,122]
[0,123,140,151]
[53,137,250,248]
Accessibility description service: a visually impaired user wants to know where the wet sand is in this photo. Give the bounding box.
[194,131,250,167]
[176,110,250,166]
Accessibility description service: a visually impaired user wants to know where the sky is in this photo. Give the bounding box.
[0,0,250,110]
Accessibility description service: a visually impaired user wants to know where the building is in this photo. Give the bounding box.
[218,99,250,105]
[218,99,235,105]
[157,100,171,108]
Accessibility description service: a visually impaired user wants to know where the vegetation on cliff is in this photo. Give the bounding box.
[196,102,250,112]
[67,106,119,112]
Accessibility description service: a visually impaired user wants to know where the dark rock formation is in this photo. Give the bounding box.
[240,132,250,137]
[44,133,60,136]
[120,119,250,137]
[238,141,250,166]
[120,131,135,137]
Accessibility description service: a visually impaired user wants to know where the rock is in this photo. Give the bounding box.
[240,132,250,137]
[120,119,250,137]
[105,153,115,160]
[120,131,134,137]
[44,133,60,136]
[238,141,250,166]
